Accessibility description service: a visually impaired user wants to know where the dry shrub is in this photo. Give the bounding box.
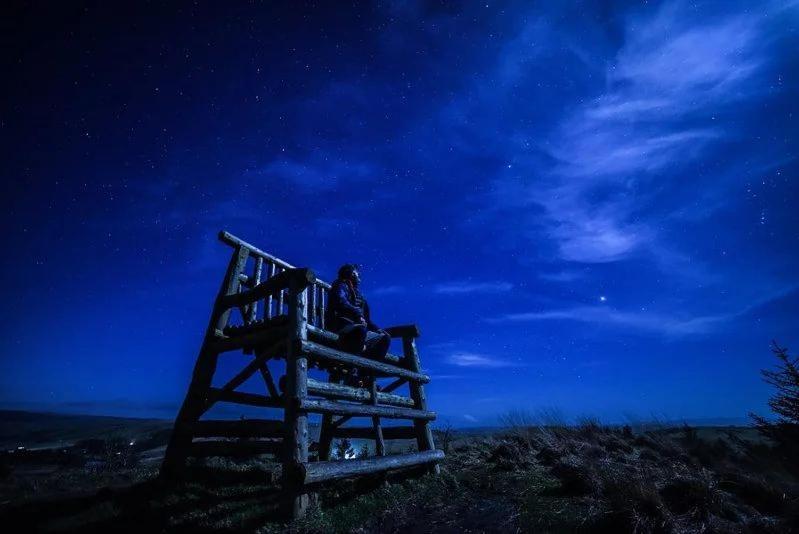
[659,471,729,520]
[594,468,672,533]
[718,471,788,516]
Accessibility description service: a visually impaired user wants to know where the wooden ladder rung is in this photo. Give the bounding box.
[306,378,415,407]
[299,399,436,420]
[303,450,445,484]
[301,340,429,383]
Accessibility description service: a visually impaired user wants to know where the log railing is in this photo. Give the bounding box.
[219,231,330,329]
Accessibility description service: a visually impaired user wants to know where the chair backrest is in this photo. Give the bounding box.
[218,231,331,330]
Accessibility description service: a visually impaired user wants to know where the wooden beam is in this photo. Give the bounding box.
[189,439,282,458]
[333,426,417,440]
[307,325,401,363]
[301,341,429,383]
[216,343,280,396]
[191,419,284,439]
[283,275,310,518]
[403,336,440,475]
[371,380,385,457]
[306,378,415,407]
[211,326,289,353]
[219,230,331,289]
[303,450,444,484]
[220,268,315,310]
[299,399,436,421]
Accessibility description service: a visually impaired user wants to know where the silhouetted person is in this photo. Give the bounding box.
[326,264,391,361]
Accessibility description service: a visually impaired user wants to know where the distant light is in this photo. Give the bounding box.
[599,295,607,302]
[129,441,135,446]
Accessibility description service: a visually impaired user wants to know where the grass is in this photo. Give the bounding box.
[1,416,798,532]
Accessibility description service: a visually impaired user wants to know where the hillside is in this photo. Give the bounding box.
[1,411,797,532]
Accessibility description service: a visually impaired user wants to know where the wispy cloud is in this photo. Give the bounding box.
[372,285,405,296]
[447,351,517,368]
[538,270,585,283]
[489,2,771,265]
[434,281,513,294]
[493,306,725,337]
[489,284,799,337]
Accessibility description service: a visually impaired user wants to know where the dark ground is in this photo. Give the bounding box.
[1,411,797,533]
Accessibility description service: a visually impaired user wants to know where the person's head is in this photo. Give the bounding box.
[337,263,361,286]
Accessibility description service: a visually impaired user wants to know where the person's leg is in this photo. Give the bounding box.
[338,324,367,355]
[364,331,391,360]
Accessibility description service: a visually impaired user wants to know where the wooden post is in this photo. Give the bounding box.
[371,380,386,457]
[282,272,311,518]
[266,262,276,319]
[246,256,263,323]
[403,336,439,474]
[162,246,249,476]
[317,372,339,462]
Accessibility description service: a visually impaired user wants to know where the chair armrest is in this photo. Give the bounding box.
[383,324,420,339]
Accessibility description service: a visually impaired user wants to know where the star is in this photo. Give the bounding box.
[599,296,607,302]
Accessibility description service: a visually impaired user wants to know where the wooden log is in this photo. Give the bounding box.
[208,388,283,408]
[319,286,326,329]
[214,246,250,331]
[245,257,264,323]
[371,380,385,457]
[303,450,444,484]
[215,340,282,396]
[301,341,429,383]
[306,378,415,408]
[266,262,276,319]
[306,325,401,363]
[329,378,408,430]
[276,268,285,314]
[189,439,282,458]
[218,230,331,288]
[161,245,250,476]
[299,399,436,421]
[191,419,284,439]
[333,426,417,440]
[383,324,421,339]
[220,268,315,310]
[211,325,289,353]
[403,336,440,474]
[259,362,280,399]
[283,275,310,518]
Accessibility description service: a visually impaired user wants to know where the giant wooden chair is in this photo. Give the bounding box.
[161,231,443,517]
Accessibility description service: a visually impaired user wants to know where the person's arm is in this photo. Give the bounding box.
[330,282,364,320]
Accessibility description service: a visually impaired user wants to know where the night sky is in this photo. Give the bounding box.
[2,1,798,426]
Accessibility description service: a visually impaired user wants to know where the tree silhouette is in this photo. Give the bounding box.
[750,342,799,466]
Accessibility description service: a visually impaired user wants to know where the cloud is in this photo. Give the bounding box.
[487,2,771,265]
[447,351,516,368]
[371,285,405,296]
[490,284,799,337]
[538,270,585,283]
[463,414,478,423]
[494,306,725,337]
[434,281,513,294]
